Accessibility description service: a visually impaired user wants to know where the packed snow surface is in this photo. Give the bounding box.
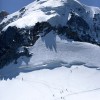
[0,35,100,100]
[1,66,100,100]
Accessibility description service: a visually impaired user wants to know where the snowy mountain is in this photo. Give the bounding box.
[0,0,100,68]
[0,0,100,100]
[1,35,100,100]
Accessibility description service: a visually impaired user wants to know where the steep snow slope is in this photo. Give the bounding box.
[28,35,100,68]
[0,34,100,79]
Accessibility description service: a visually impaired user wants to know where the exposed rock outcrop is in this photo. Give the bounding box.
[0,11,9,22]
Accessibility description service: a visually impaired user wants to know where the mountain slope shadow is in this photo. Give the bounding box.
[0,58,99,80]
[41,30,57,52]
[0,56,31,80]
[0,60,70,80]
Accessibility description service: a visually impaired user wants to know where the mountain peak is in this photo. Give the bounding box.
[0,0,88,29]
[0,11,9,22]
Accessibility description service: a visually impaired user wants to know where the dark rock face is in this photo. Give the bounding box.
[0,11,9,22]
[32,22,54,36]
[0,22,54,68]
[93,13,100,38]
[66,12,98,43]
[0,18,100,68]
[0,11,9,31]
[0,26,39,68]
[0,15,18,32]
[67,12,90,34]
[0,8,26,32]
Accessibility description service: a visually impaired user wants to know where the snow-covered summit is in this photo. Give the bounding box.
[0,0,100,44]
[0,0,100,29]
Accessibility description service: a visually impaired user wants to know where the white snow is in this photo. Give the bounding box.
[4,10,57,29]
[0,0,100,100]
[28,35,100,68]
[0,34,100,100]
[1,65,100,100]
[1,33,100,75]
[2,0,100,30]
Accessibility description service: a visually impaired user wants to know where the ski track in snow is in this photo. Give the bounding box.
[0,35,100,100]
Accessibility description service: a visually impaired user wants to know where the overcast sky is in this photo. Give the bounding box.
[0,0,100,14]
